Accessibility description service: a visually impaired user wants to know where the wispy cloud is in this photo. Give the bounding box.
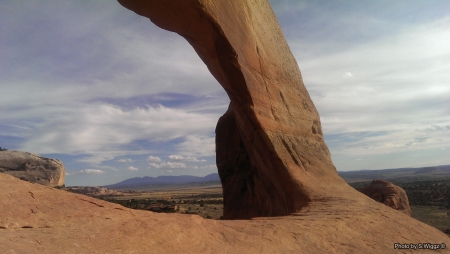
[117,158,133,163]
[146,156,162,163]
[342,72,354,78]
[11,103,218,162]
[290,15,450,171]
[168,155,206,162]
[149,161,187,169]
[176,136,216,158]
[127,166,138,171]
[66,169,105,176]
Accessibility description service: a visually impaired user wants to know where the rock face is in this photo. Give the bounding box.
[359,180,411,216]
[118,0,348,220]
[0,151,65,187]
[1,173,449,253]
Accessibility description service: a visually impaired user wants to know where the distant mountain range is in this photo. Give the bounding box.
[104,173,220,189]
[104,165,450,189]
[338,165,450,183]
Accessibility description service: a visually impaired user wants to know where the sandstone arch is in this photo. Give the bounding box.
[117,0,349,219]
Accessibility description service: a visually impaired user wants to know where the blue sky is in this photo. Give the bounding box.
[1,0,449,186]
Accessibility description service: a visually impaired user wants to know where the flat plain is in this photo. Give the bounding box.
[85,178,450,235]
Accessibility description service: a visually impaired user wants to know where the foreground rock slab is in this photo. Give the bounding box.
[360,180,411,216]
[0,151,65,187]
[1,173,449,253]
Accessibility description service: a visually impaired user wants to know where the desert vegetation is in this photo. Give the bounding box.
[103,191,224,219]
[62,177,450,235]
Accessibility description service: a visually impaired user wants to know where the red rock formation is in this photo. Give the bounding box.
[118,0,348,219]
[359,180,411,216]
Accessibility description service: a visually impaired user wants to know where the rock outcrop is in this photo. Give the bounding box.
[1,173,449,253]
[118,0,348,220]
[0,151,65,187]
[359,180,411,216]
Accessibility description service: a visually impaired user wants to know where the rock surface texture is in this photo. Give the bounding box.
[359,180,411,216]
[0,151,65,187]
[1,173,449,253]
[118,0,348,220]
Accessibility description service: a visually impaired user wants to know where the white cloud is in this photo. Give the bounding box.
[148,163,160,168]
[75,150,152,166]
[148,161,187,169]
[116,158,133,163]
[176,136,216,157]
[294,16,450,136]
[288,15,450,171]
[0,2,223,170]
[168,154,206,162]
[168,155,184,160]
[160,161,186,169]
[66,169,104,176]
[82,169,104,174]
[127,166,138,171]
[146,155,162,163]
[342,72,354,78]
[10,103,218,163]
[78,154,115,165]
[200,164,217,169]
[0,1,221,109]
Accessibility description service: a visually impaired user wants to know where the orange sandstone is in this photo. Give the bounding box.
[360,180,411,216]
